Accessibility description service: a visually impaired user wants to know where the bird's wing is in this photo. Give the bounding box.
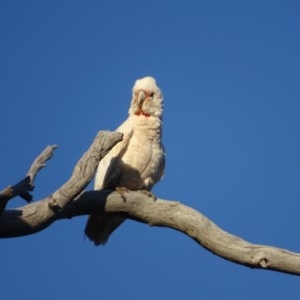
[94,118,133,190]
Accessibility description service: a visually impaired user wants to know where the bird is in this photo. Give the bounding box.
[84,76,165,245]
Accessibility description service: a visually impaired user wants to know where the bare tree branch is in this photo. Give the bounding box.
[0,130,123,231]
[0,145,58,214]
[47,130,123,211]
[0,190,300,276]
[26,145,58,190]
[0,130,300,276]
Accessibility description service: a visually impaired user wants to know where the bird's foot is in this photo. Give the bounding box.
[139,190,157,201]
[114,187,129,202]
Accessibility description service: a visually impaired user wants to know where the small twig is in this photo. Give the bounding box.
[0,145,58,214]
[26,145,58,188]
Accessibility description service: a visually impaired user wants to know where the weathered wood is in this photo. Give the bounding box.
[0,130,123,234]
[0,130,300,276]
[0,188,300,275]
[48,130,123,210]
[72,191,300,276]
[0,145,58,214]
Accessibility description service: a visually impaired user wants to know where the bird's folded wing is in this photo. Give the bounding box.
[94,119,133,190]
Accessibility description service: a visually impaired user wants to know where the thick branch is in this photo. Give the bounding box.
[0,130,122,233]
[0,130,299,276]
[0,190,300,276]
[48,130,123,210]
[0,145,58,213]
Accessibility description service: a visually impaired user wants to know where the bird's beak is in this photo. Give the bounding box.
[137,90,146,107]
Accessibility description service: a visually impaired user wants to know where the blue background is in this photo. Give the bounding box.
[1,1,299,299]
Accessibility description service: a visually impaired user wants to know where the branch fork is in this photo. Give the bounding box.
[0,130,300,276]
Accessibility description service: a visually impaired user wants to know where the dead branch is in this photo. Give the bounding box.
[0,130,123,233]
[0,145,58,214]
[0,130,300,276]
[1,190,300,276]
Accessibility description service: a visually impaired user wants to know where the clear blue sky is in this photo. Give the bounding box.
[1,1,300,299]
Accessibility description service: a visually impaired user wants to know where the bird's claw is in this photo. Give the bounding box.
[114,187,129,202]
[139,190,157,201]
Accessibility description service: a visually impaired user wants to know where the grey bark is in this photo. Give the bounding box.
[0,131,299,276]
[0,145,58,213]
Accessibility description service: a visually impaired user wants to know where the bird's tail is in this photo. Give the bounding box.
[85,215,125,246]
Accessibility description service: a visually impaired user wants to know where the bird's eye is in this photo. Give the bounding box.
[149,92,154,97]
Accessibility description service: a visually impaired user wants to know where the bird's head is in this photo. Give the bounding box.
[129,76,163,118]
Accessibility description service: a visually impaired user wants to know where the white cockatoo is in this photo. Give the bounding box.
[85,76,165,245]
